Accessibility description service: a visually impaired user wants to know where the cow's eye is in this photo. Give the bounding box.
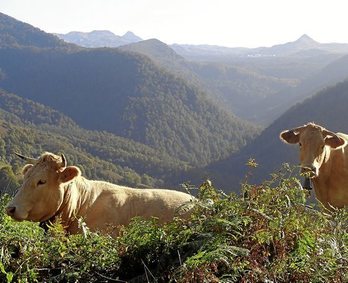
[37,180,46,186]
[299,142,302,147]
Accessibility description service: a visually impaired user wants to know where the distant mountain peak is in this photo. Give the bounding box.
[295,34,318,44]
[90,30,116,36]
[56,29,142,48]
[122,31,142,42]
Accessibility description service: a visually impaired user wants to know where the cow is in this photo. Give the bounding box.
[280,122,348,209]
[5,152,193,237]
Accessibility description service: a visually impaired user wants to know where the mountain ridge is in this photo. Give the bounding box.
[0,12,74,49]
[56,30,142,48]
[172,34,348,60]
[0,12,259,170]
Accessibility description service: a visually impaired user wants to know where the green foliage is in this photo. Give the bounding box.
[0,89,192,188]
[0,166,347,282]
[0,165,18,195]
[0,43,259,167]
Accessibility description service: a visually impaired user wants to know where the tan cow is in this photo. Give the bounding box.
[280,122,348,209]
[6,152,193,236]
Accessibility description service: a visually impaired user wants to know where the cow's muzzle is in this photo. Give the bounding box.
[6,206,16,217]
[301,165,317,178]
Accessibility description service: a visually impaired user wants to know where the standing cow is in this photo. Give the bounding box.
[280,122,348,209]
[6,152,193,236]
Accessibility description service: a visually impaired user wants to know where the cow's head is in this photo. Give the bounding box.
[280,123,346,178]
[6,152,80,222]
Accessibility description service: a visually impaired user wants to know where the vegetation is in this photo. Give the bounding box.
[0,165,347,282]
[0,11,260,167]
[0,89,194,188]
[0,45,259,166]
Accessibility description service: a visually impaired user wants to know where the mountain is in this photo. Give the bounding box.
[0,13,259,169]
[120,38,185,65]
[120,38,343,125]
[205,79,348,191]
[172,35,348,61]
[250,34,320,56]
[122,31,142,43]
[56,30,142,48]
[0,12,73,49]
[257,53,348,124]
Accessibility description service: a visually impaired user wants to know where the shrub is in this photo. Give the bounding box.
[0,165,347,282]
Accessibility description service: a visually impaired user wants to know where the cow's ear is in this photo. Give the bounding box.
[280,130,300,144]
[59,166,81,183]
[22,164,33,175]
[325,135,346,148]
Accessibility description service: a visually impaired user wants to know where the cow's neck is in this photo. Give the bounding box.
[311,146,343,209]
[59,177,97,233]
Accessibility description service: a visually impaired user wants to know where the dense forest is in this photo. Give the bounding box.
[0,12,263,196]
[0,46,258,167]
[0,89,204,193]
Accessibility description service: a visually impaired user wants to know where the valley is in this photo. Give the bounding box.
[1,12,348,193]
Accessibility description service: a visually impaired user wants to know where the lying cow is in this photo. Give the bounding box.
[280,122,348,209]
[6,152,193,236]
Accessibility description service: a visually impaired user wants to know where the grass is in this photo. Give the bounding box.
[0,164,347,282]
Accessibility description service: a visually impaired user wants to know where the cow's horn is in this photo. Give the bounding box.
[60,154,67,168]
[15,152,37,164]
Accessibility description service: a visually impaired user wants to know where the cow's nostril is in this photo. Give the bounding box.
[6,206,16,216]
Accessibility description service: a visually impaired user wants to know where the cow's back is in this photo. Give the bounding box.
[80,181,193,234]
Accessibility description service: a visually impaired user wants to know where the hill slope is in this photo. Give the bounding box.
[0,89,194,189]
[0,12,73,49]
[0,45,258,166]
[121,38,343,125]
[206,79,348,191]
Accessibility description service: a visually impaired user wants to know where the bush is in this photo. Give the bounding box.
[0,165,347,282]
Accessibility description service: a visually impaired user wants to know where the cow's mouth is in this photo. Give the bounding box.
[5,206,29,221]
[301,166,318,178]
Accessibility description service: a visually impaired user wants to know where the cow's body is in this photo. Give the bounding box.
[54,178,192,236]
[280,123,348,209]
[6,152,193,236]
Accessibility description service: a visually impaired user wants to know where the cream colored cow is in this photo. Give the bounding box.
[280,122,348,209]
[6,152,193,236]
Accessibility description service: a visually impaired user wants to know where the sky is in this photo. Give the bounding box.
[1,0,348,48]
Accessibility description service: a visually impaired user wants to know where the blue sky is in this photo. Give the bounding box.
[1,0,348,47]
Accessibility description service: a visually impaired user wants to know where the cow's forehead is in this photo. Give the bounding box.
[24,153,63,178]
[38,152,63,164]
[301,125,324,141]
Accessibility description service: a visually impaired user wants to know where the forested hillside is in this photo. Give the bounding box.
[0,90,195,193]
[0,47,259,167]
[206,79,348,190]
[121,38,346,125]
